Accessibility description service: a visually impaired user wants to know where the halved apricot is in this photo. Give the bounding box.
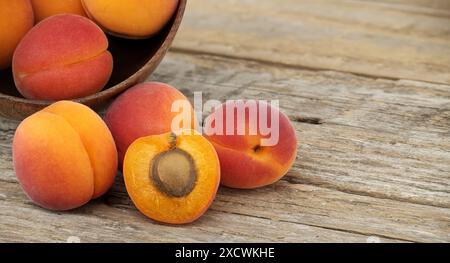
[123,131,220,224]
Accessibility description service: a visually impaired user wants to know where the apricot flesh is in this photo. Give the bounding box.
[123,131,220,224]
[31,0,87,22]
[0,0,34,69]
[13,14,113,100]
[82,0,179,39]
[13,101,118,211]
[205,101,298,189]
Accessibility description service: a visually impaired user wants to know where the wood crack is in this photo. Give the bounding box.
[291,116,324,125]
[169,47,450,85]
[282,176,450,209]
[210,208,415,242]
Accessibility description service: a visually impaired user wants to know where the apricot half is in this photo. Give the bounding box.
[31,0,87,22]
[13,101,118,211]
[13,14,113,100]
[204,101,298,189]
[81,0,179,39]
[123,131,220,224]
[0,0,34,69]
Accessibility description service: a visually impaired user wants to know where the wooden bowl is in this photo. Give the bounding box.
[0,0,186,120]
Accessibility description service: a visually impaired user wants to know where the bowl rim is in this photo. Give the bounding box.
[0,0,187,108]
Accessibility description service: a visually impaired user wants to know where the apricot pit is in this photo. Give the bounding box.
[151,149,197,198]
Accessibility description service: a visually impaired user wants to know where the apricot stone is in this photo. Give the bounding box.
[31,0,87,22]
[105,82,196,165]
[13,101,118,211]
[0,0,34,69]
[204,101,298,189]
[13,14,113,100]
[123,131,220,224]
[82,0,179,39]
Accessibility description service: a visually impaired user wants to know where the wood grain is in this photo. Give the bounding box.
[173,0,450,84]
[0,52,448,242]
[366,0,450,10]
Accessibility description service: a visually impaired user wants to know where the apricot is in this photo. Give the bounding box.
[13,14,113,100]
[123,131,220,224]
[0,0,34,69]
[81,0,179,39]
[31,0,87,22]
[204,101,297,189]
[13,101,118,211]
[105,82,196,165]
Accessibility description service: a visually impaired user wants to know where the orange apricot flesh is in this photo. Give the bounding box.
[123,131,220,224]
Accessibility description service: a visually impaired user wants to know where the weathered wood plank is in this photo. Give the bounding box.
[364,0,450,11]
[173,0,450,84]
[0,173,403,243]
[0,52,449,242]
[156,52,450,208]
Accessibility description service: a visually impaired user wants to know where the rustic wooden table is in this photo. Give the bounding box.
[1,0,449,243]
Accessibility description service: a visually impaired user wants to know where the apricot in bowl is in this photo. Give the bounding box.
[31,0,87,22]
[13,101,118,211]
[13,14,113,101]
[0,0,34,70]
[82,0,179,39]
[123,131,220,224]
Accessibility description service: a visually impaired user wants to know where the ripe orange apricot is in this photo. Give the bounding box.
[81,0,179,39]
[13,14,113,100]
[13,101,118,211]
[31,0,87,22]
[204,101,297,189]
[0,0,34,69]
[105,82,196,165]
[123,131,220,224]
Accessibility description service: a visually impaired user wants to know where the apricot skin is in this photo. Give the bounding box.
[205,101,298,189]
[123,131,220,224]
[0,0,34,69]
[13,101,118,211]
[31,0,87,22]
[105,82,196,165]
[12,14,113,100]
[82,0,179,39]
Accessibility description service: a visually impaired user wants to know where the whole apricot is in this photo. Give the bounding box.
[13,14,113,100]
[31,0,87,22]
[82,0,179,39]
[0,0,34,69]
[204,101,298,189]
[105,82,196,165]
[13,101,118,211]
